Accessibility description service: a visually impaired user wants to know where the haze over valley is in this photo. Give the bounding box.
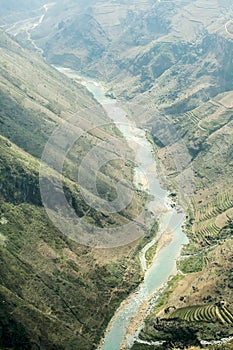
[0,1,232,349]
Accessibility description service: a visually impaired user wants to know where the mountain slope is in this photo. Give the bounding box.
[1,0,233,348]
[0,30,147,349]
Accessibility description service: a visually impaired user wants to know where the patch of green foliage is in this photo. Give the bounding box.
[155,275,184,309]
[134,221,159,257]
[145,241,158,266]
[0,198,142,349]
[177,253,205,274]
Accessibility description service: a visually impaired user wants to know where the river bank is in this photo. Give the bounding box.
[121,230,175,350]
[97,228,175,350]
[54,66,188,350]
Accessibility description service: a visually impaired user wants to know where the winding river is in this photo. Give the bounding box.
[55,66,189,350]
[1,5,189,348]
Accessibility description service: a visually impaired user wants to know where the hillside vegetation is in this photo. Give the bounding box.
[0,30,147,349]
[0,0,233,348]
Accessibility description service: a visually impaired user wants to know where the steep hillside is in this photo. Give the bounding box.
[0,30,147,349]
[0,136,143,349]
[1,0,233,348]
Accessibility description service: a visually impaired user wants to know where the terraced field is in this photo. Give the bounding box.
[186,193,233,247]
[1,1,233,349]
[169,303,233,325]
[192,193,233,222]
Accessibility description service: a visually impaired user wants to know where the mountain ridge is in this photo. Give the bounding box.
[0,1,232,349]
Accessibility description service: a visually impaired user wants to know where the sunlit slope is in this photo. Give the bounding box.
[0,29,145,223]
[1,1,233,348]
[0,31,146,349]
